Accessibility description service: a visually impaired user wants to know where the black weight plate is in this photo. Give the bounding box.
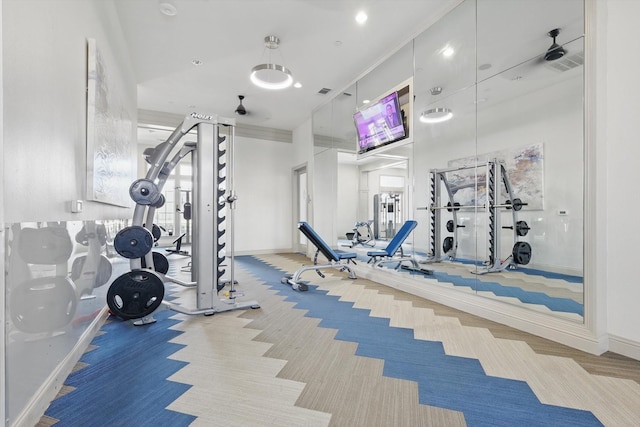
[106,270,165,320]
[516,220,530,237]
[152,194,166,209]
[141,251,170,274]
[113,226,154,259]
[71,255,113,287]
[11,276,77,333]
[443,236,454,253]
[512,198,524,211]
[129,179,161,205]
[18,227,73,264]
[512,241,532,265]
[151,224,162,241]
[446,220,455,233]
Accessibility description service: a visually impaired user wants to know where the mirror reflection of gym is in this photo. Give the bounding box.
[315,0,585,322]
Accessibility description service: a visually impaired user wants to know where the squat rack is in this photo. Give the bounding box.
[422,159,532,274]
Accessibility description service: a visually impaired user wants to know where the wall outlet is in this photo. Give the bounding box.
[557,209,568,216]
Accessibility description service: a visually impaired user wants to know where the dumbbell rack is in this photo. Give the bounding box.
[107,113,259,324]
[422,159,531,273]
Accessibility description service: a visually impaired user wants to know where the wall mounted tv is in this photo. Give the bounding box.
[354,91,406,155]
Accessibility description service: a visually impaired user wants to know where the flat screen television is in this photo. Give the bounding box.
[354,91,406,155]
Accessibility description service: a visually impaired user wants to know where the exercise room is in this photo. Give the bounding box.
[2,0,640,426]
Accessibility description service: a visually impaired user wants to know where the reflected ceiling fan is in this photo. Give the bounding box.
[499,27,579,81]
[544,28,566,61]
[235,95,247,115]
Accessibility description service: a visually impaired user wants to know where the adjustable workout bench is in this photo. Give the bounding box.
[367,220,433,274]
[282,221,357,291]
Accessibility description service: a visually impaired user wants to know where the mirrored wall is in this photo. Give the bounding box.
[312,0,585,322]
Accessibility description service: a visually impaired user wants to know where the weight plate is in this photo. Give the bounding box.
[141,251,170,274]
[129,179,161,205]
[71,255,113,288]
[152,194,166,209]
[512,241,532,265]
[515,220,530,237]
[512,198,524,211]
[446,220,455,233]
[11,276,77,333]
[18,227,73,265]
[443,236,454,253]
[113,226,154,259]
[106,270,165,320]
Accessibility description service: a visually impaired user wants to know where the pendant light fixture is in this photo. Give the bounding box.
[420,108,453,124]
[250,35,293,90]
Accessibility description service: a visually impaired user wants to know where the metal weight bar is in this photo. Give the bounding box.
[502,221,530,237]
[498,198,527,211]
[430,198,528,212]
[430,202,483,211]
[446,220,467,232]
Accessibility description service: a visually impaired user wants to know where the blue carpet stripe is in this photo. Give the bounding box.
[237,255,601,427]
[354,252,583,315]
[45,309,196,427]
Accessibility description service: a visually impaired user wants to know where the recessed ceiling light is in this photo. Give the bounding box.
[334,40,343,47]
[442,46,455,57]
[355,11,368,24]
[191,59,203,66]
[159,2,177,16]
[294,82,302,88]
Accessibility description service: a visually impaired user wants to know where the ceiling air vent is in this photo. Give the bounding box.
[318,88,332,95]
[545,51,584,73]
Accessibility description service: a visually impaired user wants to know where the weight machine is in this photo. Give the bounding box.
[107,112,259,324]
[373,193,402,239]
[422,159,532,274]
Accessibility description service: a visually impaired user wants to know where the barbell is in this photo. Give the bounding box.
[430,198,527,212]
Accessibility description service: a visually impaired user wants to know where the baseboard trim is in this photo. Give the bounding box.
[608,334,640,361]
[235,248,293,256]
[352,264,608,356]
[11,308,110,427]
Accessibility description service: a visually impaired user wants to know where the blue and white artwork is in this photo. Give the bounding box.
[447,143,544,210]
[86,38,133,207]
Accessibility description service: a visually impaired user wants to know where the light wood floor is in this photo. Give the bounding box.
[41,252,640,426]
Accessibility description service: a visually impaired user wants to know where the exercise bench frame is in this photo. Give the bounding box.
[367,220,433,274]
[283,221,357,291]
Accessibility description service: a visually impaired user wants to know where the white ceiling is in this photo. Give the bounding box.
[114,0,459,132]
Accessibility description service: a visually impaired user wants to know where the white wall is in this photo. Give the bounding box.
[601,0,640,351]
[313,148,338,246]
[233,135,293,254]
[3,0,136,223]
[337,163,358,238]
[2,0,137,424]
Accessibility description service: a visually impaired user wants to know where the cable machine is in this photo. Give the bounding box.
[107,112,259,324]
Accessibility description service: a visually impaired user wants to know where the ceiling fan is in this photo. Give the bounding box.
[544,28,566,61]
[235,95,247,116]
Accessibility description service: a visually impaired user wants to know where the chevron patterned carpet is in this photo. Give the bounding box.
[40,253,640,426]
